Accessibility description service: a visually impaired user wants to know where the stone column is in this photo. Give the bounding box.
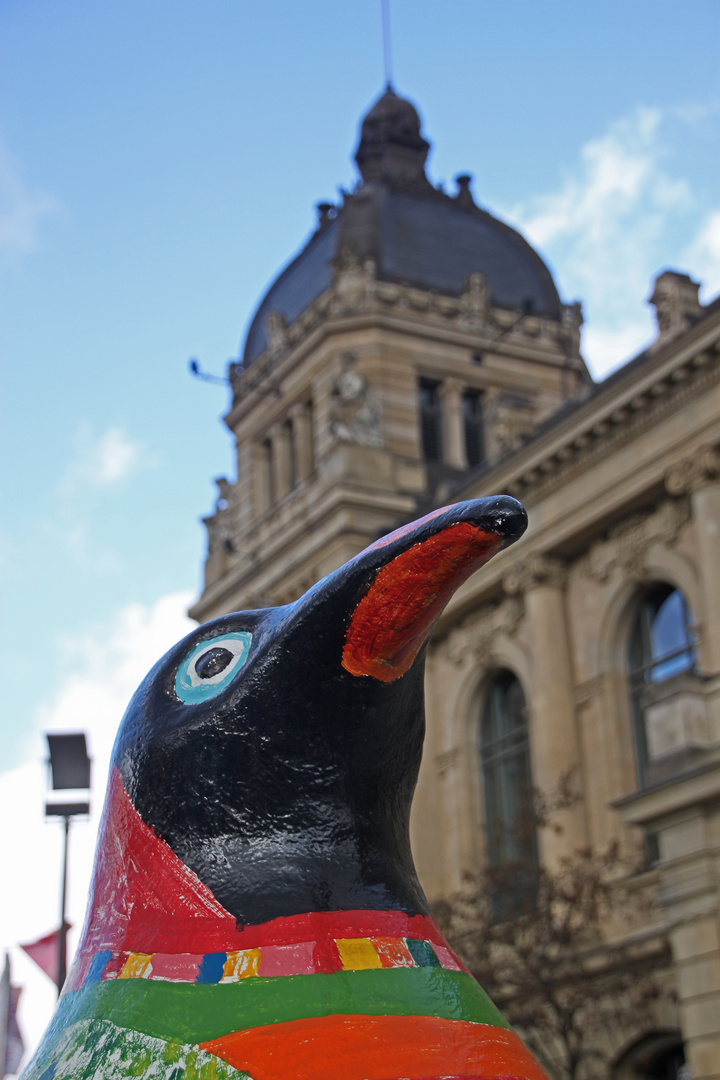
[269,422,293,501]
[289,402,314,482]
[666,445,720,673]
[439,379,467,469]
[251,441,271,518]
[504,555,586,865]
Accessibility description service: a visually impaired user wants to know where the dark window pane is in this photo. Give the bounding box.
[419,379,442,462]
[481,671,538,916]
[627,584,697,787]
[650,589,694,680]
[462,390,485,468]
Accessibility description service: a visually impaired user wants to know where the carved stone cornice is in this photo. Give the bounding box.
[503,554,568,596]
[504,343,720,505]
[665,444,720,496]
[229,276,568,410]
[583,498,691,584]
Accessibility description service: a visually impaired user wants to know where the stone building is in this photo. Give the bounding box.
[190,89,720,1080]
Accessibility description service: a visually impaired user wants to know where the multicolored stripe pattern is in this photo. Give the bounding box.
[33,915,550,1080]
[81,933,463,987]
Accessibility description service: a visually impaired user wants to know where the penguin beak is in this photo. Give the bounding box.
[342,496,526,683]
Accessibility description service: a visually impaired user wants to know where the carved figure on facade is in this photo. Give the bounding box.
[329,351,384,447]
[264,309,289,357]
[649,270,702,347]
[561,301,584,357]
[20,497,559,1080]
[487,391,536,458]
[458,271,489,332]
[331,245,377,313]
[204,477,236,558]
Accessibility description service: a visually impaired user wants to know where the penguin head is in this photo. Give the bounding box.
[111,495,526,922]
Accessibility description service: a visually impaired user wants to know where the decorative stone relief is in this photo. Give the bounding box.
[331,245,377,313]
[458,271,489,332]
[204,477,236,557]
[561,301,584,357]
[503,554,568,596]
[440,595,524,667]
[264,310,289,357]
[649,270,702,347]
[665,444,720,496]
[251,267,568,371]
[487,391,536,457]
[584,499,691,583]
[329,351,384,447]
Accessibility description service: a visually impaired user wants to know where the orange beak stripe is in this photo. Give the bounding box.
[342,522,502,682]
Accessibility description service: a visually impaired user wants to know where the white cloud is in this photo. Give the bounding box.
[0,141,58,263]
[0,590,194,1069]
[683,209,720,301]
[504,104,717,376]
[58,424,150,494]
[517,107,687,249]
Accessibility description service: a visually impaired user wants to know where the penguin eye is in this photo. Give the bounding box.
[174,632,252,704]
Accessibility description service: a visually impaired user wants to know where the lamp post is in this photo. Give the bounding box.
[45,733,90,996]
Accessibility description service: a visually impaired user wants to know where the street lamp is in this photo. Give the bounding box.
[44,733,91,995]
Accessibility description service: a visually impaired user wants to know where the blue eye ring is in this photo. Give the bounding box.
[174,632,252,704]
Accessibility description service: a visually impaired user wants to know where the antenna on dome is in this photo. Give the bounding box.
[381,0,393,89]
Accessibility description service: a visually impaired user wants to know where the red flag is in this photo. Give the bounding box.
[19,925,69,986]
[1,954,25,1077]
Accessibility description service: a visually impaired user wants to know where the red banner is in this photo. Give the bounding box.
[19,925,69,985]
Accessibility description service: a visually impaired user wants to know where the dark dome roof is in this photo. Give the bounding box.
[242,90,562,366]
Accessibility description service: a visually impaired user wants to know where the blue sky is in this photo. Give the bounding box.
[1,0,719,1060]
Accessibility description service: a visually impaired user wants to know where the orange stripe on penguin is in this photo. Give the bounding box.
[202,1013,549,1080]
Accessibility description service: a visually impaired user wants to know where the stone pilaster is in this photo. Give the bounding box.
[666,445,720,673]
[269,422,293,501]
[251,440,271,518]
[289,402,314,482]
[505,554,586,864]
[439,378,466,469]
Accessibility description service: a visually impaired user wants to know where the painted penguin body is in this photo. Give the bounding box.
[22,496,549,1080]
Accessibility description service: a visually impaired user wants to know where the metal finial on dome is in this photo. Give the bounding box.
[354,87,433,191]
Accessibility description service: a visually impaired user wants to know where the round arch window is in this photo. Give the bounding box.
[627,584,697,787]
[480,670,538,916]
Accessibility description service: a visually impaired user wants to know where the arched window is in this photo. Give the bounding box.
[613,1030,687,1080]
[627,584,697,788]
[481,670,538,916]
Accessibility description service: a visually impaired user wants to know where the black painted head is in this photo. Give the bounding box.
[113,496,527,925]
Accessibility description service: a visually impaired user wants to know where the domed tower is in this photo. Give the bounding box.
[191,88,590,621]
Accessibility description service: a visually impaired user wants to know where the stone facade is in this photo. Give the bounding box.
[190,91,720,1080]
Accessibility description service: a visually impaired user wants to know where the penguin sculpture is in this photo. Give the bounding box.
[22,495,549,1080]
